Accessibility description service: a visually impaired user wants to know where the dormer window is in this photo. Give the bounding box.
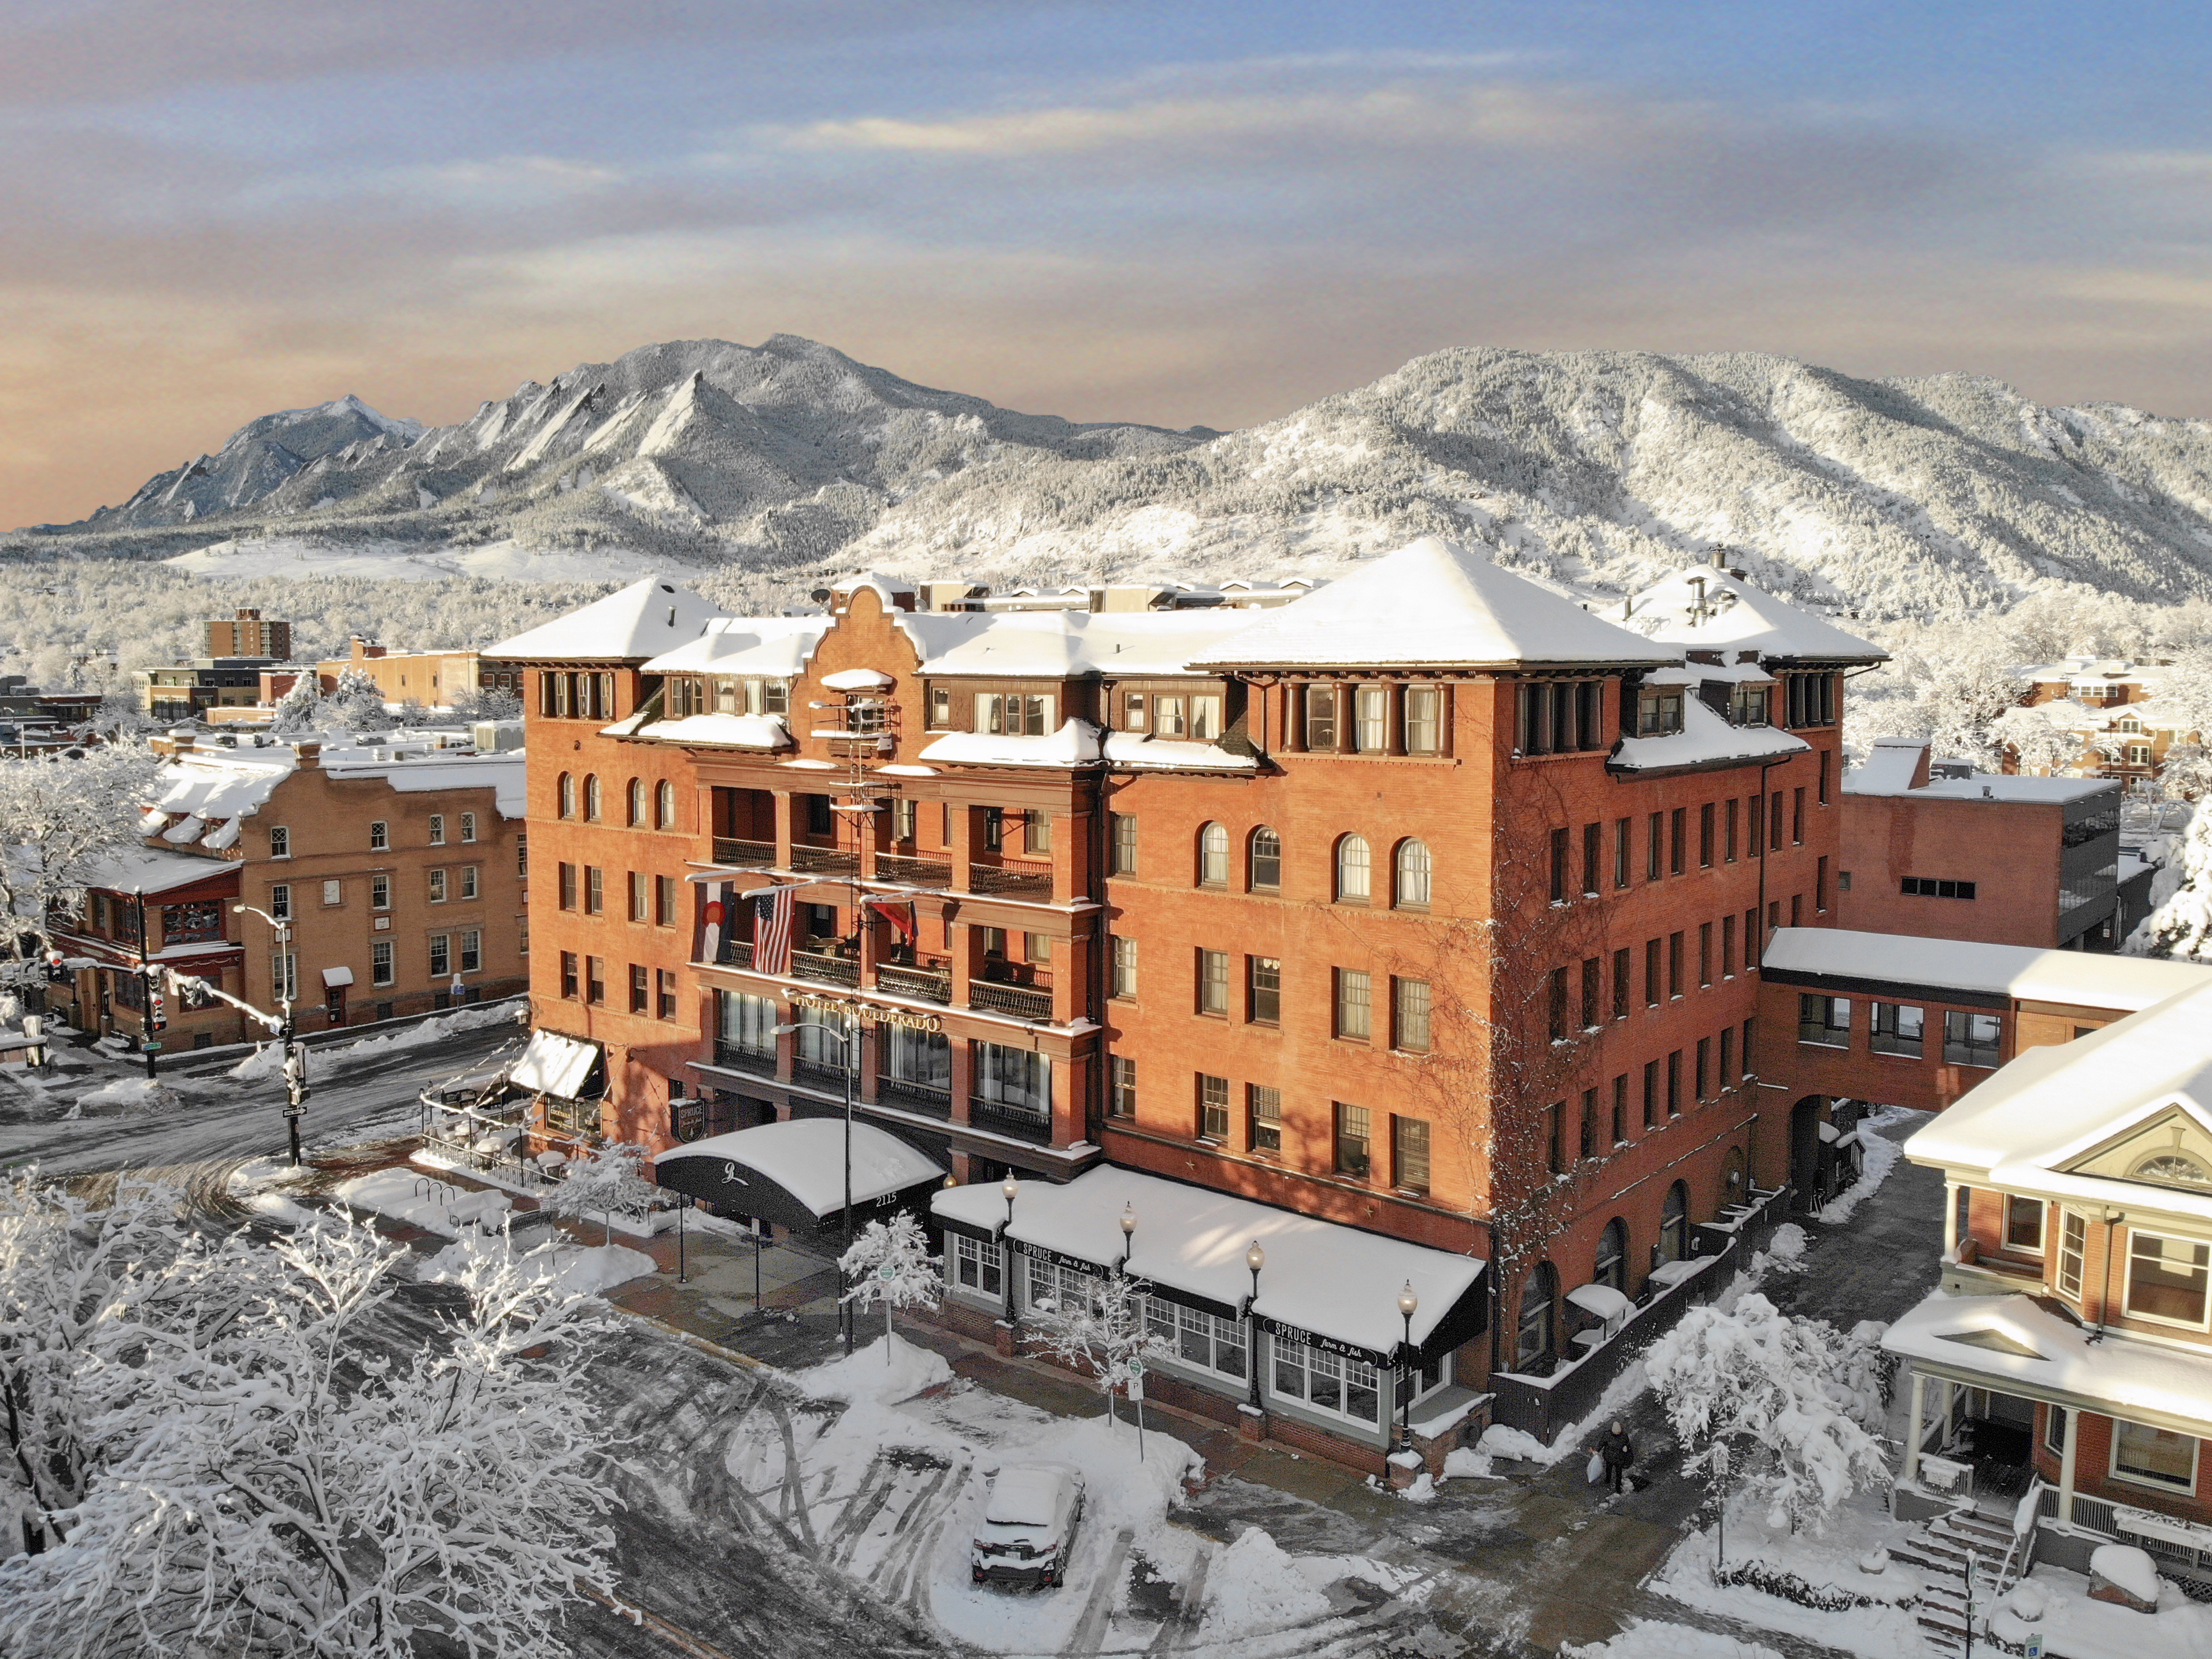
[1636,688,1684,738]
[1730,684,1771,727]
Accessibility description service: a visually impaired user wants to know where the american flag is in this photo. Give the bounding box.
[753,885,799,975]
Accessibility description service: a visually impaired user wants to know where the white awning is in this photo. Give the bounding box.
[821,667,895,690]
[509,1029,600,1098]
[1566,1282,1634,1326]
[321,966,355,988]
[934,1164,1484,1362]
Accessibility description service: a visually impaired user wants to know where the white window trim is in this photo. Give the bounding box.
[946,1232,1004,1306]
[1266,1334,1383,1428]
[2057,1208,2088,1301]
[2121,1227,2212,1331]
[2003,1194,2047,1257]
[2109,1417,2200,1494]
[1141,1296,1249,1385]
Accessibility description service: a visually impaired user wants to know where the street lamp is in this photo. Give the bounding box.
[998,1173,1020,1331]
[234,903,307,1167]
[1243,1240,1267,1413]
[1119,1201,1137,1268]
[1397,1280,1419,1451]
[1002,1172,1019,1225]
[774,1015,859,1354]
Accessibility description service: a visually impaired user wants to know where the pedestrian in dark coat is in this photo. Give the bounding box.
[1598,1421,1635,1494]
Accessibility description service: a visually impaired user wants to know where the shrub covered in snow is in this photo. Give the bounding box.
[543,1140,659,1245]
[838,1213,944,1359]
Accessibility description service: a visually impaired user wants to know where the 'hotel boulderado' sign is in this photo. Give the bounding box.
[792,990,944,1033]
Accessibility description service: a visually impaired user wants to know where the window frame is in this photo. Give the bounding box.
[2124,1228,2212,1330]
[1334,834,1371,904]
[2110,1419,2200,1494]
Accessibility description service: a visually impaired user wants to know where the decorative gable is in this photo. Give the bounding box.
[2065,1106,2212,1194]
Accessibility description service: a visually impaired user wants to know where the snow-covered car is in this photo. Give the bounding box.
[970,1463,1085,1590]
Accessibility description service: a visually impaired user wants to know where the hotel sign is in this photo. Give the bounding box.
[791,990,944,1032]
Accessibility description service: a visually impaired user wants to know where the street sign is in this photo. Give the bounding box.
[877,1264,897,1281]
[141,1041,163,1051]
[1127,1357,1145,1377]
[2025,1635,2043,1659]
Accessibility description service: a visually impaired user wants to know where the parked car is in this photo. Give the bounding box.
[970,1462,1085,1590]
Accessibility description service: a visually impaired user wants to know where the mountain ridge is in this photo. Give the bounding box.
[19,336,2212,620]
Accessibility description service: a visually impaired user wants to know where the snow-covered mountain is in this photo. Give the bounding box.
[26,339,2212,618]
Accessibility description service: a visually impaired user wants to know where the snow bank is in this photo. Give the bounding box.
[1818,1107,1917,1223]
[422,1234,655,1299]
[71,1075,210,1116]
[1200,1526,1333,1638]
[1477,1358,1652,1465]
[2091,1544,2162,1605]
[1441,1448,1496,1482]
[1991,1563,2212,1659]
[794,1334,953,1405]
[1563,1619,1788,1659]
[231,999,524,1081]
[334,1168,513,1238]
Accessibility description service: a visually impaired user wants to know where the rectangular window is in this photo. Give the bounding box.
[2045,1405,2069,1457]
[893,798,916,842]
[1749,794,1765,857]
[1303,685,1337,749]
[1817,855,1829,913]
[1393,1116,1431,1194]
[1403,687,1440,754]
[1668,931,1684,999]
[1742,1018,1755,1079]
[2128,1231,2212,1326]
[429,935,450,977]
[460,812,476,844]
[1666,1050,1682,1117]
[1698,923,1712,988]
[1108,1056,1138,1119]
[269,825,290,858]
[1870,1002,1925,1057]
[1903,877,1980,899]
[368,821,387,851]
[1771,791,1784,850]
[630,963,649,1013]
[1189,695,1222,740]
[1725,798,1738,862]
[1334,1102,1372,1178]
[1799,994,1851,1047]
[1746,907,1760,966]
[1943,1010,2002,1068]
[1024,810,1052,854]
[1580,957,1601,1029]
[2006,1195,2045,1253]
[1648,811,1663,880]
[1394,977,1432,1052]
[558,863,576,910]
[2112,1419,2198,1491]
[629,871,648,923]
[1248,956,1281,1024]
[428,813,446,846]
[1611,1074,1627,1144]
[1548,965,1569,1041]
[586,956,606,1005]
[1198,1073,1231,1140]
[516,835,527,879]
[1614,817,1631,888]
[458,930,480,973]
[268,951,297,1000]
[428,868,447,904]
[1355,686,1388,752]
[1696,1036,1711,1102]
[584,866,603,916]
[459,866,478,902]
[270,883,293,921]
[1334,968,1372,1041]
[1611,947,1630,1019]
[1110,814,1138,876]
[2059,1210,2088,1299]
[656,875,677,927]
[1550,827,1569,904]
[1719,1026,1734,1087]
[1249,1084,1282,1152]
[371,873,390,910]
[1699,802,1715,868]
[952,1234,1004,1298]
[1642,1059,1659,1129]
[929,686,952,728]
[1644,937,1662,1008]
[1154,695,1186,737]
[1197,949,1229,1016]
[321,878,342,907]
[1580,1088,1597,1159]
[1793,787,1806,845]
[1670,807,1686,876]
[560,951,579,999]
[1111,936,1138,999]
[657,969,678,1020]
[371,940,394,986]
[1582,821,1602,896]
[1548,1101,1565,1173]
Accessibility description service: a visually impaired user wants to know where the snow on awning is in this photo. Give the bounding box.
[1566,1283,1634,1327]
[321,966,355,988]
[653,1118,946,1234]
[161,813,208,845]
[934,1165,1486,1365]
[201,817,242,851]
[508,1029,601,1099]
[821,668,894,690]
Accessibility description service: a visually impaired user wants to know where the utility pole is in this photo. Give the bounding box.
[134,888,160,1079]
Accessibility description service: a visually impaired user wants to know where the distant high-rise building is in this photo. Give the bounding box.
[205,608,291,660]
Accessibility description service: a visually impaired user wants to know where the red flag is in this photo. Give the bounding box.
[865,898,916,943]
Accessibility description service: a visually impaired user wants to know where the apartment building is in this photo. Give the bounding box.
[2017,657,2202,792]
[1888,979,2212,1571]
[491,547,1884,1463]
[205,608,292,661]
[49,729,528,1046]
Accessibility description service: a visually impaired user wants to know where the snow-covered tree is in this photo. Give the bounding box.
[838,1213,944,1361]
[0,1207,621,1657]
[1989,705,2084,776]
[2130,806,2212,961]
[1022,1267,1167,1431]
[449,685,523,723]
[83,693,154,743]
[0,1173,184,1557]
[0,743,164,985]
[2159,740,2212,803]
[543,1141,658,1247]
[324,665,394,734]
[269,675,322,736]
[1644,1293,1891,1531]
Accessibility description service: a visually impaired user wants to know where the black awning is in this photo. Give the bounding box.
[652,1117,948,1237]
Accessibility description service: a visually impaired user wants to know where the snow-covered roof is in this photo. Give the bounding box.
[637,616,828,676]
[1884,1291,2212,1434]
[329,754,527,819]
[75,846,239,896]
[1100,732,1257,772]
[1762,927,2212,1013]
[893,609,1257,679]
[1608,695,1807,774]
[1844,738,2114,803]
[830,569,917,597]
[619,713,793,751]
[149,750,295,820]
[933,1164,1484,1358]
[1626,568,1886,664]
[485,576,726,662]
[918,720,1103,769]
[656,1119,945,1219]
[1193,536,1675,671]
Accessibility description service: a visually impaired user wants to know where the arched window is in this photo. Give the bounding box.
[1248,826,1282,891]
[582,775,602,823]
[557,772,575,820]
[1595,1220,1627,1294]
[1197,822,1229,887]
[627,778,646,827]
[1334,835,1371,904]
[657,780,677,830]
[1659,1182,1689,1264]
[1515,1261,1558,1371]
[1394,839,1431,910]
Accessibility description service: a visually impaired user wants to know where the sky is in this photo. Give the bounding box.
[7,0,2212,531]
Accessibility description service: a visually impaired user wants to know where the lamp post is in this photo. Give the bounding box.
[1000,1173,1020,1330]
[1119,1201,1136,1268]
[1244,1240,1266,1413]
[1397,1280,1419,1452]
[233,903,305,1167]
[774,1014,858,1353]
[131,888,160,1079]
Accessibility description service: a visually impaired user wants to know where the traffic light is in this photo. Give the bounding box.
[146,984,167,1032]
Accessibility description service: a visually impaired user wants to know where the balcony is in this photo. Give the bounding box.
[791,950,860,988]
[877,1076,953,1118]
[970,1098,1054,1145]
[715,940,754,969]
[711,1042,777,1079]
[969,981,1053,1022]
[875,853,954,888]
[875,962,952,1004]
[794,1060,852,1095]
[712,837,776,868]
[790,843,861,878]
[968,858,1055,900]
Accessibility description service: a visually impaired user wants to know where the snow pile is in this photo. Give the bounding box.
[1753,1223,1808,1275]
[423,1233,656,1299]
[2091,1544,2162,1605]
[334,1168,513,1238]
[232,999,525,1082]
[1200,1526,1333,1637]
[1441,1447,1496,1482]
[1817,1109,1915,1223]
[1563,1619,1788,1659]
[227,1156,320,1227]
[71,1075,209,1116]
[1650,1501,1930,1656]
[1990,1564,2212,1657]
[1477,1359,1654,1465]
[794,1334,953,1405]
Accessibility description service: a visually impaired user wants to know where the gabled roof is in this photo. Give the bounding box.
[1627,568,1885,665]
[484,576,727,662]
[1193,536,1674,672]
